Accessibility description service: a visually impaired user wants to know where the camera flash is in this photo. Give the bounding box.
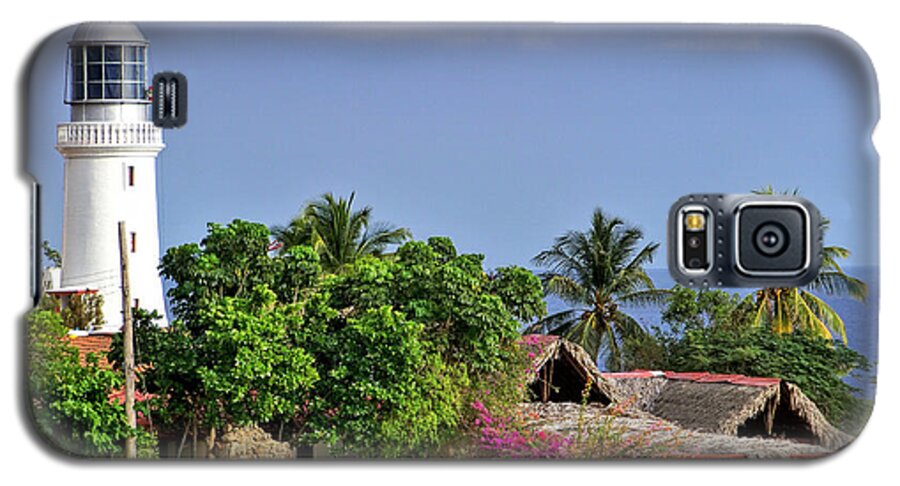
[685,212,706,231]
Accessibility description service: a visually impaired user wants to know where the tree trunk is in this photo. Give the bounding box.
[206,425,217,458]
[191,415,198,458]
[176,417,191,459]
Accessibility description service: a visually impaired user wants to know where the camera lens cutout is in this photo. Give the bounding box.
[670,195,821,287]
[753,222,788,257]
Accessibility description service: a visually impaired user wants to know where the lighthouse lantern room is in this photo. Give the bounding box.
[55,22,168,332]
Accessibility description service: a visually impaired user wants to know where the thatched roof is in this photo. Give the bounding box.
[520,334,620,405]
[780,382,853,449]
[603,371,851,448]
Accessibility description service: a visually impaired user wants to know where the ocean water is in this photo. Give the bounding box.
[543,267,879,399]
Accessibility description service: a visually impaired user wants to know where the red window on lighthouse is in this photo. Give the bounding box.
[130,232,137,253]
[128,166,135,187]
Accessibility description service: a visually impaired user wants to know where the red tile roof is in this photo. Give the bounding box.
[66,334,113,368]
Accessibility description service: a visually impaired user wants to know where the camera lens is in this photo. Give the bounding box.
[687,236,702,249]
[687,257,702,268]
[753,223,788,256]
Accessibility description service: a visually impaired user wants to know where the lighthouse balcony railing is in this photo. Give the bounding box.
[57,122,163,147]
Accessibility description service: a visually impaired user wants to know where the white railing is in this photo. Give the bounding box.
[57,122,163,147]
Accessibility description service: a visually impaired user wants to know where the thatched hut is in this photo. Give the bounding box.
[520,334,620,405]
[602,371,851,448]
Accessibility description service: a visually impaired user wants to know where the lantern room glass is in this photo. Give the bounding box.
[70,44,146,102]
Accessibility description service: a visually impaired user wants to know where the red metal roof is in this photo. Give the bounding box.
[601,370,781,388]
[601,371,660,379]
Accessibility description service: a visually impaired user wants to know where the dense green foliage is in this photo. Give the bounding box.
[130,221,321,444]
[297,304,467,456]
[126,221,543,456]
[193,287,320,428]
[272,192,411,272]
[623,287,870,426]
[27,310,154,457]
[526,208,668,370]
[297,237,543,455]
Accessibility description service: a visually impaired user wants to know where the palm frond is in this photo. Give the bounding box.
[599,321,625,371]
[564,312,604,361]
[751,293,767,328]
[278,192,406,271]
[611,310,648,340]
[524,309,584,335]
[356,221,411,256]
[531,231,593,287]
[808,271,868,301]
[618,288,672,307]
[799,290,848,343]
[540,274,589,305]
[823,245,851,263]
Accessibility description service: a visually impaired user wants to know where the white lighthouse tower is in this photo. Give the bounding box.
[55,22,168,331]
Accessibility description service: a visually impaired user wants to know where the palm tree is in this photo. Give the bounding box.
[271,192,411,272]
[748,188,867,343]
[525,208,669,370]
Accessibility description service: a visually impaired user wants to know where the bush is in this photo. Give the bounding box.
[623,286,871,427]
[293,238,543,455]
[112,289,320,447]
[27,310,153,456]
[298,306,466,457]
[131,222,544,456]
[664,325,869,425]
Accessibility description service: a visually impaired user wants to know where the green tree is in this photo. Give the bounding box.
[661,286,750,333]
[748,188,867,342]
[271,192,411,272]
[161,220,320,321]
[146,222,541,457]
[390,238,544,376]
[297,305,465,457]
[42,240,61,267]
[322,236,544,377]
[488,266,548,323]
[27,310,153,456]
[141,220,323,453]
[628,286,870,427]
[195,286,319,428]
[295,237,543,455]
[526,208,668,370]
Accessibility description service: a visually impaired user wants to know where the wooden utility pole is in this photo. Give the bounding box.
[118,221,137,459]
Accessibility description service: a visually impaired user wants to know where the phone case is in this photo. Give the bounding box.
[25,22,878,460]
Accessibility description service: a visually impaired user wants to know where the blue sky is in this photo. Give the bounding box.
[27,24,878,271]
